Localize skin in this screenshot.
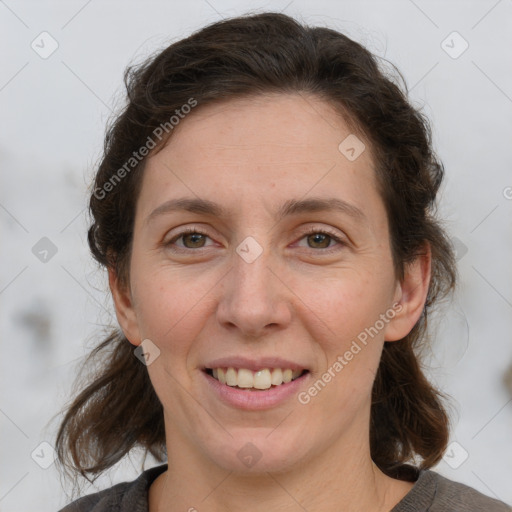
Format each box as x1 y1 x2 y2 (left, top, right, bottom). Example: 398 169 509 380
110 93 431 511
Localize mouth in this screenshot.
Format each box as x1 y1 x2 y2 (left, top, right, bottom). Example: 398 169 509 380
203 367 309 391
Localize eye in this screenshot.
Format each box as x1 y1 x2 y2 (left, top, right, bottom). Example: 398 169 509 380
295 228 346 252
165 228 214 250
164 227 347 253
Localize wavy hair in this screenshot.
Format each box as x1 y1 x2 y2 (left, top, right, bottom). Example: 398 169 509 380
56 12 456 482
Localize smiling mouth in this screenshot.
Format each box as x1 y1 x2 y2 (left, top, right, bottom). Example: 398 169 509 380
204 367 308 391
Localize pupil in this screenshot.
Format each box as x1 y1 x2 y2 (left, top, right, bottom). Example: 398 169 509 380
309 233 329 248
185 233 205 247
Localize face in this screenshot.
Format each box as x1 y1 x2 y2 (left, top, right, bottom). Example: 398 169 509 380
111 93 427 474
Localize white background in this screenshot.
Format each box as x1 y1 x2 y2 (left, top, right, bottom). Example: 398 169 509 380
1 0 511 510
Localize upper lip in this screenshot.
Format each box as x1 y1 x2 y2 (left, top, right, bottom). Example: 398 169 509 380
203 356 308 372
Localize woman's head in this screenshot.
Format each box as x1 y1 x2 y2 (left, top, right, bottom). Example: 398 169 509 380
57 12 456 481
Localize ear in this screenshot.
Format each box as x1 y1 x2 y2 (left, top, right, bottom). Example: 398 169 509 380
384 244 431 342
108 268 141 347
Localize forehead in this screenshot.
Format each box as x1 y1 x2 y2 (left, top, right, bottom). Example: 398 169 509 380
162 93 368 164
138 93 384 228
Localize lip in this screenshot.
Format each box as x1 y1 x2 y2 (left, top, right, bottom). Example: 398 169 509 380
203 356 308 372
202 369 309 410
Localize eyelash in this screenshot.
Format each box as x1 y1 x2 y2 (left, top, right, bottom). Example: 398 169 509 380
165 226 346 253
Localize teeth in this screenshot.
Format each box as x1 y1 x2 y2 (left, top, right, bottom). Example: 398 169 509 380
271 368 283 385
209 367 304 389
225 367 237 386
238 369 254 388
254 369 271 389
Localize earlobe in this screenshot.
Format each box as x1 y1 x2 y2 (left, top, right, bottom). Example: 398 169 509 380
384 245 431 342
108 268 141 346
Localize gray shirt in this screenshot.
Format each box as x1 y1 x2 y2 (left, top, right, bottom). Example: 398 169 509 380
59 464 511 511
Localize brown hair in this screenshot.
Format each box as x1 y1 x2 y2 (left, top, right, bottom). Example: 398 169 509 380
56 12 456 482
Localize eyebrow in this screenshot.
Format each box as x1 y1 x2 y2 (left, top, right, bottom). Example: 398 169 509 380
146 196 366 224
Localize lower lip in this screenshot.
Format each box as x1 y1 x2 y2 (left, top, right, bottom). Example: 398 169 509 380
202 371 309 410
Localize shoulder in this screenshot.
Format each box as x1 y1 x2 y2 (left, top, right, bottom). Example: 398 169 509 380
429 471 511 511
393 469 511 512
58 464 168 512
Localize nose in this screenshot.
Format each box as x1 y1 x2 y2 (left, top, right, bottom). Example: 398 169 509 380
215 245 292 339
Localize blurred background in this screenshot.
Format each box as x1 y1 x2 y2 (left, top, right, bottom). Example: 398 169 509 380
1 0 511 510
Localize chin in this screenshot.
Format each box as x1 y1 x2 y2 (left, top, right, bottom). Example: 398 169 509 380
202 429 310 474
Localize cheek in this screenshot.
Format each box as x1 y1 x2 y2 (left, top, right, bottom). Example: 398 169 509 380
292 267 394 411
297 275 387 416
130 263 219 356
293 269 392 351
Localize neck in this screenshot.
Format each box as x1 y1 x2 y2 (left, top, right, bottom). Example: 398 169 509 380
149 423 413 512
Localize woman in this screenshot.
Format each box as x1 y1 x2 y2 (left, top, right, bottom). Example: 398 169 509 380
56 12 511 512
